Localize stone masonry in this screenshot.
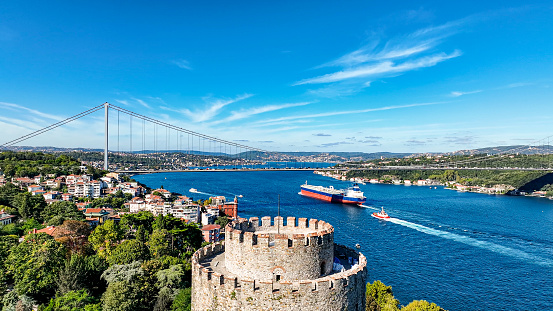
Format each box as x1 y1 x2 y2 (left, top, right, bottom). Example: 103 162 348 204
191 216 367 311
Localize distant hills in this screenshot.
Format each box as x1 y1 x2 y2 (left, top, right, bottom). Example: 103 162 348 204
2 145 552 161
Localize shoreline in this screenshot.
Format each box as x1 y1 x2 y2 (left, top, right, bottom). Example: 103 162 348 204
314 170 553 201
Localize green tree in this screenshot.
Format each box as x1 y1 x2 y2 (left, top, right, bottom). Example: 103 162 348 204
5 233 67 303
401 300 446 311
108 239 151 265
171 287 191 311
214 216 229 228
0 183 22 208
148 229 172 258
156 264 187 290
154 287 173 311
0 223 22 236
12 192 46 222
100 261 149 311
101 261 144 284
88 220 124 258
43 290 101 311
20 218 45 235
366 280 400 311
101 281 144 311
0 235 19 307
121 211 155 233
56 254 108 297
42 201 85 225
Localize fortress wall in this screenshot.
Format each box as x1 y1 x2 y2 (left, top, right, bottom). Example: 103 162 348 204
224 217 334 281
191 241 367 311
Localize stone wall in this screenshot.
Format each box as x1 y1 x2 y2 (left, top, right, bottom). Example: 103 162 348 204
224 216 334 281
191 242 367 311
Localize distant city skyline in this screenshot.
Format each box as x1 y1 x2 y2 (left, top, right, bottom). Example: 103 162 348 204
1 1 552 153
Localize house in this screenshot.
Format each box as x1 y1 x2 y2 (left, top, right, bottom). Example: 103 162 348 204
105 172 120 180
154 188 172 199
61 193 73 201
83 208 110 223
46 179 62 188
30 226 57 236
221 197 238 219
169 204 201 223
32 189 46 196
0 209 16 226
76 202 92 210
129 197 146 213
43 191 61 200
201 224 221 243
27 184 44 192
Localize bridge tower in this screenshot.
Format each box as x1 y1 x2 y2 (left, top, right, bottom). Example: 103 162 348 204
104 102 109 171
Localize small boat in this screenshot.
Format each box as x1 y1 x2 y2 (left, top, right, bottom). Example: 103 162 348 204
355 243 361 249
371 207 390 219
189 188 198 193
238 194 243 198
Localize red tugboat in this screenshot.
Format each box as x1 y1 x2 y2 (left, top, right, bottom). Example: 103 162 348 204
371 207 390 219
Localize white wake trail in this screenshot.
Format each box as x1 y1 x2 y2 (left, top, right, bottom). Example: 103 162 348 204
384 217 553 267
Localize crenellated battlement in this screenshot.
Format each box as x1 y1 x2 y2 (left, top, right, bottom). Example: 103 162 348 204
192 241 367 294
192 215 367 311
225 216 334 249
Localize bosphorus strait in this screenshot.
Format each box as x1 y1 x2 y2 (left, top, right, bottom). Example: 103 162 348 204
134 170 553 311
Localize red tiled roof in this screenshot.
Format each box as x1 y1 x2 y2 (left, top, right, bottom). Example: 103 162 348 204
84 208 106 214
202 224 221 231
34 226 57 236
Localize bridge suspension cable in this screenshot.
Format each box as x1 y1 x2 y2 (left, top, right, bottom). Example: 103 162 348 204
107 104 271 154
0 104 105 148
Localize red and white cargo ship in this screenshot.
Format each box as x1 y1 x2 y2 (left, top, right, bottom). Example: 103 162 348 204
300 182 366 205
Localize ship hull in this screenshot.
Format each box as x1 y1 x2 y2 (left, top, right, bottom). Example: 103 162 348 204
300 186 366 205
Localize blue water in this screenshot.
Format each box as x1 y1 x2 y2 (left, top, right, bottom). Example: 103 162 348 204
133 170 553 311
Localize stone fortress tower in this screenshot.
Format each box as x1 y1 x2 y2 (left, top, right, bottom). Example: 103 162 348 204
192 216 367 310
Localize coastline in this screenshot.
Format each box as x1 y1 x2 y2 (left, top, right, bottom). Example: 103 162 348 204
314 170 553 200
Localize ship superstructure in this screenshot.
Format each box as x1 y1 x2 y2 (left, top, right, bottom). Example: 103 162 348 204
300 182 366 205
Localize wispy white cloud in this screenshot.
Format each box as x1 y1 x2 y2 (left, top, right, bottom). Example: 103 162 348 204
0 102 63 121
173 59 192 70
131 98 151 109
449 90 482 97
505 82 533 89
214 101 312 124
114 99 130 106
0 116 42 131
323 41 434 68
295 51 461 85
296 18 469 94
163 93 253 123
256 101 445 124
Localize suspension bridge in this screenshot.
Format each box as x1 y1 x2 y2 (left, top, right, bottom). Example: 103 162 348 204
1 102 553 172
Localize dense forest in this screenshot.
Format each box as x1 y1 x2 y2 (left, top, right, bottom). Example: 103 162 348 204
0 180 202 311
0 152 83 178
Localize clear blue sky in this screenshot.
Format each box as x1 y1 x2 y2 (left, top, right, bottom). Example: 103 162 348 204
1 1 552 153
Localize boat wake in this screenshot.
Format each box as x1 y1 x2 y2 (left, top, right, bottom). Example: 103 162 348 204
385 217 553 267
189 189 217 196
359 204 379 210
